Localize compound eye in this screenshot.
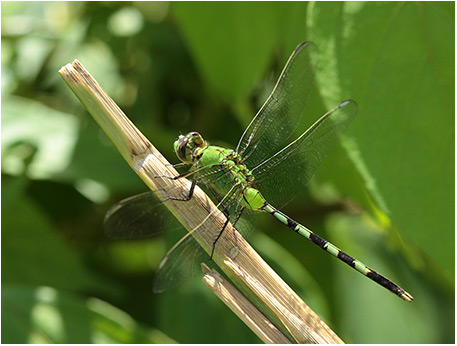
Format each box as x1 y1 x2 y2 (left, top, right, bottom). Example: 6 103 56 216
189 132 203 147
174 135 191 163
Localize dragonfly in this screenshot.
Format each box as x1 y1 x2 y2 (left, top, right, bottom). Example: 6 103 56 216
105 41 413 302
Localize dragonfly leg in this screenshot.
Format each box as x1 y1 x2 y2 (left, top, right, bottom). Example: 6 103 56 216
210 207 245 259
162 178 197 202
154 169 194 180
165 162 189 168
208 197 231 259
210 216 230 259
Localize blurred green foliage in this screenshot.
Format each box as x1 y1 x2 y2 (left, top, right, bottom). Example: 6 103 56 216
2 2 454 343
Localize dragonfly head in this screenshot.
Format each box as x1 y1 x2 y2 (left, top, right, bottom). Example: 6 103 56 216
174 132 206 163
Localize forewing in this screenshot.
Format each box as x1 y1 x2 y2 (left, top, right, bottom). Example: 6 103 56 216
104 191 178 239
253 100 358 207
236 42 318 169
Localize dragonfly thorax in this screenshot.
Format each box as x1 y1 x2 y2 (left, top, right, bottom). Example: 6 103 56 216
174 132 266 212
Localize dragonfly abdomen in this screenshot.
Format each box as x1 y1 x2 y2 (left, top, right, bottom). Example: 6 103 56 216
261 202 413 302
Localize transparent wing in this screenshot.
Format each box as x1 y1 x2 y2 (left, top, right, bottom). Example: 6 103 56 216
105 179 253 292
104 190 210 291
236 42 318 169
152 231 209 292
105 190 215 292
104 191 173 239
252 100 358 207
152 189 255 292
103 165 228 239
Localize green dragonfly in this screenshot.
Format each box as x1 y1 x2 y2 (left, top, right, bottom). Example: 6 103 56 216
105 42 413 302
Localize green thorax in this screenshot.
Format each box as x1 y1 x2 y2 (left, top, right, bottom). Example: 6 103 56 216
174 132 266 211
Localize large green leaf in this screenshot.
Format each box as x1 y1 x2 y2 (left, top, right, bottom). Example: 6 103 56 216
172 2 307 102
308 2 454 279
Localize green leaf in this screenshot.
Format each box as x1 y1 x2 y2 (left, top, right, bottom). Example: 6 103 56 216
172 2 306 102
308 2 454 279
2 96 79 179
2 180 96 291
2 285 175 343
